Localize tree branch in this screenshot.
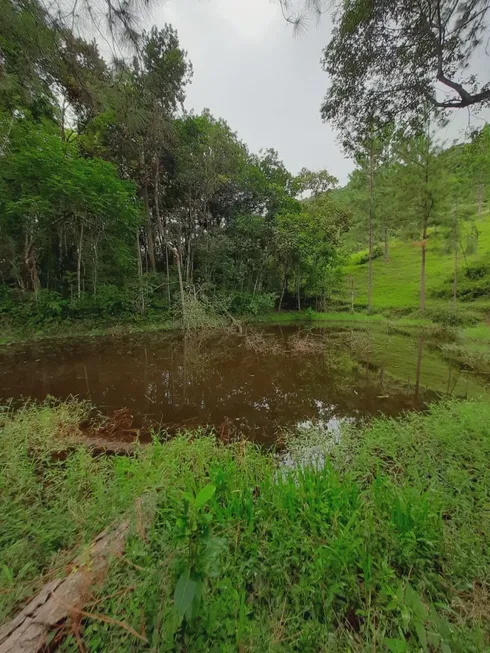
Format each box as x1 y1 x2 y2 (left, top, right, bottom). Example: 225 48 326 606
434 86 490 107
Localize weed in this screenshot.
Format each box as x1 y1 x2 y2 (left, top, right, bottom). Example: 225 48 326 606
1 399 489 651
173 484 226 624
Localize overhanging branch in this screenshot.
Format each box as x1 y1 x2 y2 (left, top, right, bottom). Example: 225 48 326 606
434 86 490 108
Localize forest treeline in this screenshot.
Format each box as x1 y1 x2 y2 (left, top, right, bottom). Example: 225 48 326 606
1 0 490 330
0 2 348 327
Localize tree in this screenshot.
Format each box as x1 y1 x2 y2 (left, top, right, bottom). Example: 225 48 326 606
321 0 490 131
345 126 392 312
0 121 139 297
467 124 490 232
294 167 338 197
167 112 249 283
392 127 448 312
273 196 348 311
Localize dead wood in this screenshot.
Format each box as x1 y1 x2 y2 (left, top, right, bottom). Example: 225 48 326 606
0 497 154 653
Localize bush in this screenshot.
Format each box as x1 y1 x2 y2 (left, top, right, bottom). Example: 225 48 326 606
431 280 490 302
464 262 489 280
422 307 479 328
66 284 133 319
0 278 173 333
354 245 384 266
217 291 276 316
0 288 69 328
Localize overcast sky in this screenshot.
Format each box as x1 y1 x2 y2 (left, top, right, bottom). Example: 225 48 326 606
143 0 353 182
136 0 489 185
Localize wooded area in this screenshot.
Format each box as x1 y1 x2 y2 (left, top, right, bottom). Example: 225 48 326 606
1 0 489 328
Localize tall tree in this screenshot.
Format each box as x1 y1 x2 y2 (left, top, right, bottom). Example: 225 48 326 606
346 126 391 312
320 0 490 131
393 126 448 312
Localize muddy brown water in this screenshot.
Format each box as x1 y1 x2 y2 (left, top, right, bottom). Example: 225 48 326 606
0 325 487 443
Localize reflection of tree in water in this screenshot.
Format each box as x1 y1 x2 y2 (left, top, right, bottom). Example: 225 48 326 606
0 327 480 442
415 336 423 398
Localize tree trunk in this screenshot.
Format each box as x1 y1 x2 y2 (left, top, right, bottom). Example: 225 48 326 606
415 336 424 398
277 265 288 312
0 497 155 653
144 186 156 274
253 271 260 297
186 233 192 283
186 195 193 283
420 217 428 313
25 238 40 296
154 159 172 306
140 148 156 274
93 240 98 297
169 244 185 326
367 143 374 313
453 213 458 312
296 267 301 311
77 222 84 299
453 243 458 311
136 227 145 314
60 98 66 142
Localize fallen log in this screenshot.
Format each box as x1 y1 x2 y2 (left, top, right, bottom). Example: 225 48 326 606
0 497 154 653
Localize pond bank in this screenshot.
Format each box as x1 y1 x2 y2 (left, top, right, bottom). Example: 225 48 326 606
1 398 489 650
1 307 486 347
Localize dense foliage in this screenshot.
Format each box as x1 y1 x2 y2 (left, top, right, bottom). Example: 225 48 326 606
0 2 347 329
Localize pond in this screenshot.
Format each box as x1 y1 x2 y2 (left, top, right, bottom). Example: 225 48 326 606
0 324 488 442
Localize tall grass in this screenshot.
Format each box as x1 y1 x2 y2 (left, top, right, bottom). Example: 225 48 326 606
1 399 489 651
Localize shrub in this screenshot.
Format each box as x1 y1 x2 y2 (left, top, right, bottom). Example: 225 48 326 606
423 307 474 327
354 245 384 265
0 288 69 328
464 262 489 280
215 291 276 316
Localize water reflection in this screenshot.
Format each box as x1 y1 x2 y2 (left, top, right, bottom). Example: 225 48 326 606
0 326 486 442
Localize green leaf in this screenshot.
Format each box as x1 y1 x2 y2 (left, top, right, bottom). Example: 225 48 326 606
384 639 407 653
195 484 216 508
188 579 203 620
174 571 197 619
414 621 428 652
203 536 227 576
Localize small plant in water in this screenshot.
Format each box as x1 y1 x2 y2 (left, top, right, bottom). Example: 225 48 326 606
173 484 226 624
304 306 315 321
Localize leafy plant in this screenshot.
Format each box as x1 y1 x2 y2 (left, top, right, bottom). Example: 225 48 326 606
173 484 226 623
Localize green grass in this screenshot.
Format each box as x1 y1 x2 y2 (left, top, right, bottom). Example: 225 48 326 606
0 316 177 347
343 214 490 314
1 399 489 651
255 310 392 324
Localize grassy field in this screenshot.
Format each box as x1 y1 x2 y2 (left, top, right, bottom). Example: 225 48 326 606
342 213 490 315
1 399 489 651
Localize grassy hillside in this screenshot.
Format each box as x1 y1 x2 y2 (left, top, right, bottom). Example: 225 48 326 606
342 213 490 315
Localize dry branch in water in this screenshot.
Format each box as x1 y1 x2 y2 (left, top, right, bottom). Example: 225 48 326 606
242 331 283 355
288 331 326 354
